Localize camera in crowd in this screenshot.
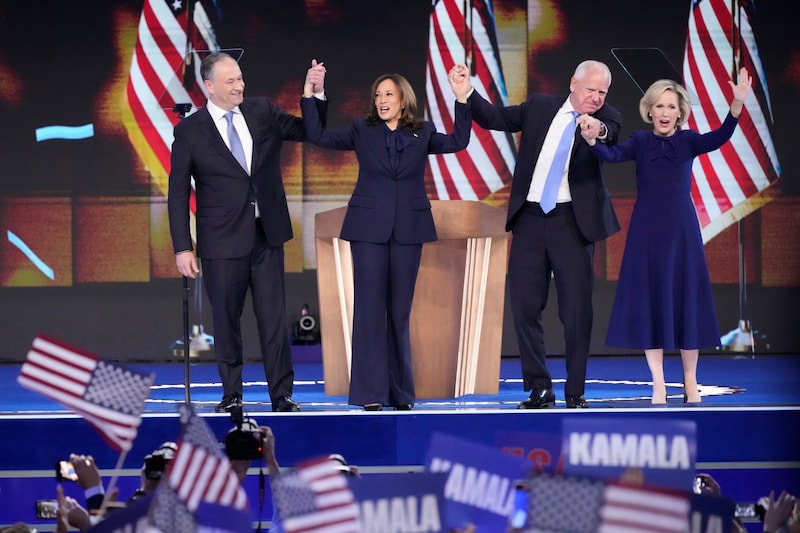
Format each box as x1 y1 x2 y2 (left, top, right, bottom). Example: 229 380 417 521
292 303 320 345
225 405 264 461
143 442 178 480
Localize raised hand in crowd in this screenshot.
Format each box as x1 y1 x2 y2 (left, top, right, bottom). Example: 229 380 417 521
259 424 281 475
55 484 91 533
762 490 798 533
69 454 101 489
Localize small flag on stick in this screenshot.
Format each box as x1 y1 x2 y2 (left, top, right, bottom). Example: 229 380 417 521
18 334 154 452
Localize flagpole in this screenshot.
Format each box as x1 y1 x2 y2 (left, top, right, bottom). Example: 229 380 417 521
99 450 129 516
720 0 756 355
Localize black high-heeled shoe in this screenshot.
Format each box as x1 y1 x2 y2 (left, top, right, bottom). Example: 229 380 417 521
683 389 701 407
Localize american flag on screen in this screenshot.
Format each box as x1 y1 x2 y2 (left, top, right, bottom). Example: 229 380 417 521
17 335 154 452
124 0 219 206
166 404 248 512
425 0 516 201
683 0 781 242
527 475 689 532
271 456 361 533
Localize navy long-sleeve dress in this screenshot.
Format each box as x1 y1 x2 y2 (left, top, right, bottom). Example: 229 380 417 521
590 113 739 350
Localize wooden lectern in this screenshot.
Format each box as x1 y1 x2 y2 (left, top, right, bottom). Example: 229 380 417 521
314 200 508 398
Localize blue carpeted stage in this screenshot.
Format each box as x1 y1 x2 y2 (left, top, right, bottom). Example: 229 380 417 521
1 352 798 531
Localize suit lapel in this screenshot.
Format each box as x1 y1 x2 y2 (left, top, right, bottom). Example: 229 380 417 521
239 100 260 173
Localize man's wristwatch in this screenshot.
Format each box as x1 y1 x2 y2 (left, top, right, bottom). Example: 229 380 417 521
598 122 608 138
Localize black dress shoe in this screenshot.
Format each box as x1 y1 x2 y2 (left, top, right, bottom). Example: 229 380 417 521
518 388 556 409
214 394 241 413
565 394 589 408
394 404 413 411
272 395 300 412
363 404 383 411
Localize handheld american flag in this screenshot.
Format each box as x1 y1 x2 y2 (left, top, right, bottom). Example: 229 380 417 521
683 0 781 242
18 335 154 452
526 475 690 533
271 456 361 533
166 403 248 512
426 0 516 201
149 481 197 533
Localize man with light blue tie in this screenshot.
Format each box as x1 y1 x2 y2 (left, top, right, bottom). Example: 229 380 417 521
168 52 328 413
462 60 622 408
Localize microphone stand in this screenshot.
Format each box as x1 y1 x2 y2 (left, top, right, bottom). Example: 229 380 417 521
174 102 194 405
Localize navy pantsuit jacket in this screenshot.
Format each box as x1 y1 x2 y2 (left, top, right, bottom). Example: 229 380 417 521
300 96 471 405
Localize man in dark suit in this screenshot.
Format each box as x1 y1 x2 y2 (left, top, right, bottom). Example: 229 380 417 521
168 52 327 413
462 60 622 408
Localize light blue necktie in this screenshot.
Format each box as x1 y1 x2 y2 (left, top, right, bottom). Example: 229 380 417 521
539 111 578 213
225 111 248 174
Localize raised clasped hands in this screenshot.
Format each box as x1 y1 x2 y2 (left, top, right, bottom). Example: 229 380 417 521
448 63 471 103
304 58 327 97
579 113 600 146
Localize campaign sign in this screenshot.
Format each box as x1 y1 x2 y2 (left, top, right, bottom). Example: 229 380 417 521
425 432 531 532
495 429 565 475
349 472 449 533
688 493 736 533
562 417 697 491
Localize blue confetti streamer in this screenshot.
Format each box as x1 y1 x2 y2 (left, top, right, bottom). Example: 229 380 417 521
35 124 94 142
7 230 55 280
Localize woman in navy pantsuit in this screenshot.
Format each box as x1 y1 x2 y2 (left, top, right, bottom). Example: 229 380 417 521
301 67 471 410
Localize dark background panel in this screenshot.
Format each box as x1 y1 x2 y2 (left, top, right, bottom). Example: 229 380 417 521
0 0 797 362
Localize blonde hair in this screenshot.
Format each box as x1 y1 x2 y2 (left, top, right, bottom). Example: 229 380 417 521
639 79 691 127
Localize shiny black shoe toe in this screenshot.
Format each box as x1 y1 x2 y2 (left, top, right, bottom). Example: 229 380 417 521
364 404 383 411
518 388 556 409
394 404 413 411
565 394 589 408
214 395 242 413
272 395 301 412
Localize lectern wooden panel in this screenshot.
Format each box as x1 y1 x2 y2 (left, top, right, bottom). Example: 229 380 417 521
314 200 508 398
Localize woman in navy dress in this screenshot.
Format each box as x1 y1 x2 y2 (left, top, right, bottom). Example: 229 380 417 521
300 66 471 410
580 68 752 405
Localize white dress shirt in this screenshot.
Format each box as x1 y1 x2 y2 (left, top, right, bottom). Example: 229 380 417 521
205 99 258 216
527 101 578 204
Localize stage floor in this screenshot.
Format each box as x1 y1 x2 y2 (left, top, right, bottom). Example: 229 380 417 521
3 352 799 414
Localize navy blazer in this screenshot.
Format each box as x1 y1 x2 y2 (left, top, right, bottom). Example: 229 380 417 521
468 90 622 243
168 96 328 259
301 97 471 244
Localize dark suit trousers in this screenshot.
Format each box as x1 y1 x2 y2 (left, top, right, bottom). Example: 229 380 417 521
201 220 294 402
348 238 421 407
508 202 594 396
